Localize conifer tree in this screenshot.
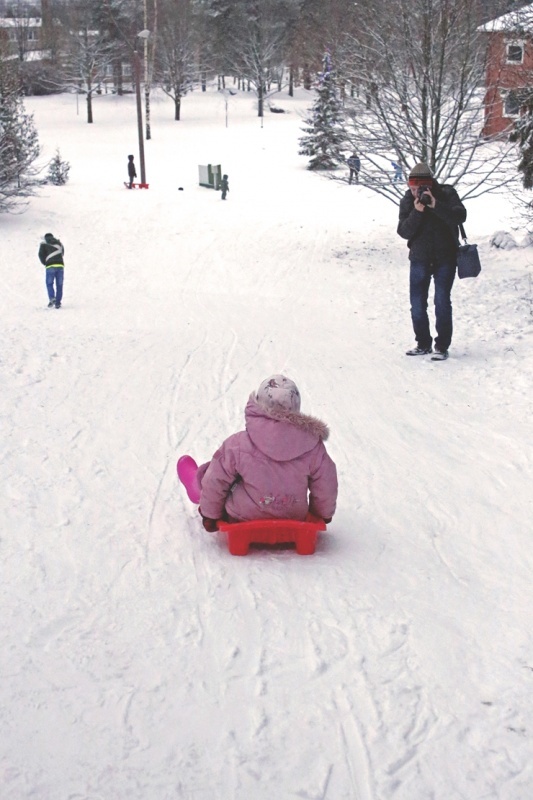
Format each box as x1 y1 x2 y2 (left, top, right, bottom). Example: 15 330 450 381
299 51 346 170
0 54 40 213
46 149 71 186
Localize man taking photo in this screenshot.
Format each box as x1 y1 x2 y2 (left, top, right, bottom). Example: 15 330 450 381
397 162 466 361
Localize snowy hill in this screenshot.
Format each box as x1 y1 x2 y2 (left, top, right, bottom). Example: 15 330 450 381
1 87 532 799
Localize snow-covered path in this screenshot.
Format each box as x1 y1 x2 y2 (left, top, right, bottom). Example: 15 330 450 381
1 89 532 799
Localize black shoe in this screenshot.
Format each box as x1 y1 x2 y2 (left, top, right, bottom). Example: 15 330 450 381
55 302 61 308
48 299 55 307
406 345 432 356
431 349 448 361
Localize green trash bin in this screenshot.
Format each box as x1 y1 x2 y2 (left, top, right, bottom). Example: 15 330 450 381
199 164 222 189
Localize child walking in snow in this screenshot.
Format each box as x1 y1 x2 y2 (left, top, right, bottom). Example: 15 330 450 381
220 173 229 200
180 375 338 531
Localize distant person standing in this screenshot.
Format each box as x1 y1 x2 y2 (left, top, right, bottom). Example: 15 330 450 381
127 154 136 188
220 173 229 200
391 161 403 183
38 232 65 308
347 153 361 184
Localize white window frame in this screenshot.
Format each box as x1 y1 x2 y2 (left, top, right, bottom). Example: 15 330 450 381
506 40 525 64
499 87 533 118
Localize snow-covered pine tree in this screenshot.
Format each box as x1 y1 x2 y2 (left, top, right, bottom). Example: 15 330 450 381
0 53 40 213
299 51 346 170
46 149 71 185
509 93 533 189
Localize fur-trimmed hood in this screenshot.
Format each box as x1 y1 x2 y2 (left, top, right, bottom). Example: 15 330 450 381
245 394 329 462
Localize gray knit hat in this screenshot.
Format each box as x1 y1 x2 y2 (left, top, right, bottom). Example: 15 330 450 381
408 162 433 180
256 375 301 412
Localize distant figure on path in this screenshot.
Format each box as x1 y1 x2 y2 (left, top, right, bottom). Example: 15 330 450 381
220 173 229 200
347 153 360 184
38 232 65 308
127 154 136 188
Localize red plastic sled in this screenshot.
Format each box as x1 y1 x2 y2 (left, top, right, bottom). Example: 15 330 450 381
124 182 150 189
217 514 327 556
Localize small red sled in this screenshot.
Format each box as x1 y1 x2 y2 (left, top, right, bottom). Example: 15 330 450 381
124 182 149 189
218 514 326 556
177 455 327 556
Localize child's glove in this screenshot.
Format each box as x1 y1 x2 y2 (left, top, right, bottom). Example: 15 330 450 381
199 508 218 532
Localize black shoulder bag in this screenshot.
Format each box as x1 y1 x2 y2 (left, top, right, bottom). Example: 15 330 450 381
457 222 481 279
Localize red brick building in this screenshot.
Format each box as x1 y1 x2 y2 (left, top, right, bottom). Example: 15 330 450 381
481 3 533 137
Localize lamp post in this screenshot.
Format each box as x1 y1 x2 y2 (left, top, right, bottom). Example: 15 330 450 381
134 30 150 186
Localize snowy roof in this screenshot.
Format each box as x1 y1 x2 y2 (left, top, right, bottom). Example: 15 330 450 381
478 3 533 33
24 48 48 61
0 17 42 27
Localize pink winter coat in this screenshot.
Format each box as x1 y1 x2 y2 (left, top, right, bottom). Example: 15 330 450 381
198 395 338 522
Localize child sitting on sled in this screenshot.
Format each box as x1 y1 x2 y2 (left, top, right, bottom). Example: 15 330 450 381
180 375 338 531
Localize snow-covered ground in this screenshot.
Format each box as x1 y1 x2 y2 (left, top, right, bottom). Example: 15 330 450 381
1 86 532 800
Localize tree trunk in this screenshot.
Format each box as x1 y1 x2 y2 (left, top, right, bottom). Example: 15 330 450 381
175 96 181 121
145 86 151 139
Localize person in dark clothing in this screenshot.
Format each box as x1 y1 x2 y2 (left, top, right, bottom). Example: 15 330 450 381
397 162 466 361
127 154 136 188
38 233 65 308
347 153 361 184
220 173 229 200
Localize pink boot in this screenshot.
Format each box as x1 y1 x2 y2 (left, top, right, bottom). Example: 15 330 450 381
177 455 201 504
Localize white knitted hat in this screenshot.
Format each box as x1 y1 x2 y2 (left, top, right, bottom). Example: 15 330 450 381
256 375 301 412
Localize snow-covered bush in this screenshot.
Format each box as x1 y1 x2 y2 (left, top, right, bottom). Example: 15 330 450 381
489 231 518 250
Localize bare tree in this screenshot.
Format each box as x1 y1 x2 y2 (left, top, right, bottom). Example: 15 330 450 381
61 21 112 123
227 0 290 117
155 0 198 120
339 0 517 202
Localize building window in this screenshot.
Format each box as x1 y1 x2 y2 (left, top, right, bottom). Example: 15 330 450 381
501 88 533 117
506 42 524 64
504 90 520 116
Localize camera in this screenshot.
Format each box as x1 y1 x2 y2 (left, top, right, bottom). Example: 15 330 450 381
417 186 432 206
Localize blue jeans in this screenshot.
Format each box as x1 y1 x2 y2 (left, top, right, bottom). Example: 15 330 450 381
46 267 64 303
409 259 456 351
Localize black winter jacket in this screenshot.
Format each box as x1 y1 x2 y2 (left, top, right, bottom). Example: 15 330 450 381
397 182 466 263
39 234 65 267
